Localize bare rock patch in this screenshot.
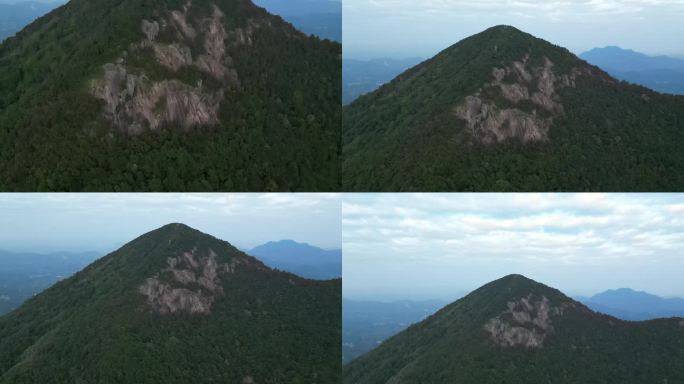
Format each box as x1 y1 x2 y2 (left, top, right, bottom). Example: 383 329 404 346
484 294 571 348
91 63 221 134
455 55 586 145
90 1 256 133
139 248 240 315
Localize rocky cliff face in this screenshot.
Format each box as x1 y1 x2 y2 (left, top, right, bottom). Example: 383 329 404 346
484 294 574 348
91 62 223 135
139 247 247 315
90 1 264 134
454 55 597 145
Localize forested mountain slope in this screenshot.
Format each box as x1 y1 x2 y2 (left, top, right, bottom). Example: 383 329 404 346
344 274 684 384
343 26 684 191
0 223 341 383
0 0 340 191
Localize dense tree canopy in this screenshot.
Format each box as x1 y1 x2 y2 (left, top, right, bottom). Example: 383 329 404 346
0 224 341 383
0 0 341 191
342 26 684 191
344 274 684 384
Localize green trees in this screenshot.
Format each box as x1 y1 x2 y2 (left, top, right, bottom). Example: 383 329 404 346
342 25 684 191
0 224 341 384
343 275 684 384
0 0 341 191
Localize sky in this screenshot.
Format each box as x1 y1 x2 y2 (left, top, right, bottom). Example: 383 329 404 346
343 0 684 60
343 193 684 301
0 193 341 254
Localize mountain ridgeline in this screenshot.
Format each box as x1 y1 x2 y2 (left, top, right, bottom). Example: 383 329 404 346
0 224 341 383
342 25 684 191
580 46 684 96
249 240 341 280
0 0 340 192
343 275 684 384
581 288 684 321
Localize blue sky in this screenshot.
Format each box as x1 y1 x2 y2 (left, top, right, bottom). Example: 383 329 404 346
343 193 684 301
343 0 684 59
0 194 341 253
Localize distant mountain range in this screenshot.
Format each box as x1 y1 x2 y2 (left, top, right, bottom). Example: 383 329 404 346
254 0 341 41
580 46 684 95
0 1 63 41
344 275 684 383
578 288 684 320
342 298 448 363
0 249 100 315
343 57 423 104
0 224 341 383
343 25 684 191
249 239 341 280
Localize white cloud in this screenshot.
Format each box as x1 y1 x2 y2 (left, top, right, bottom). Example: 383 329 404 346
344 0 684 59
0 194 342 252
343 194 684 299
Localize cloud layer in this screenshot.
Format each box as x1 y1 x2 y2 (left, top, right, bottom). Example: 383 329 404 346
343 194 684 300
344 0 684 59
0 193 341 253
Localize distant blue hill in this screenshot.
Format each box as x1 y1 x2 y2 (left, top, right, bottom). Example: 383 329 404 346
252 0 341 41
579 288 684 321
580 46 684 95
249 240 341 280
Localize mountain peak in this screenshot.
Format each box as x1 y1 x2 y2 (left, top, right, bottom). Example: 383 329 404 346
344 276 684 383
344 26 649 191
156 222 201 233
0 0 341 191
483 274 558 294
133 223 221 246
482 24 525 35
0 224 341 382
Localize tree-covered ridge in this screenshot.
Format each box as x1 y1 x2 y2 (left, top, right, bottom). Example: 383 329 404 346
0 0 340 192
0 224 341 383
343 274 684 384
342 25 684 192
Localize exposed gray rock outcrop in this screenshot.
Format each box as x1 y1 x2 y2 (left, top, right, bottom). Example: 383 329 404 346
455 55 585 145
456 96 550 144
139 248 240 315
146 5 238 84
90 1 254 133
484 294 572 348
91 63 221 135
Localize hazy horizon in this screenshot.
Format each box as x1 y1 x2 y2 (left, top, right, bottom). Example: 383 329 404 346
0 193 341 254
343 194 684 301
344 0 684 60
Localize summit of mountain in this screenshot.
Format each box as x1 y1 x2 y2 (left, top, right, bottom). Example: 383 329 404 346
0 0 341 191
343 25 684 191
343 274 684 383
0 223 341 383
